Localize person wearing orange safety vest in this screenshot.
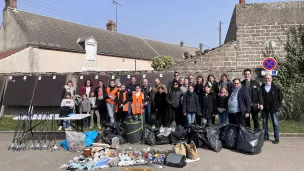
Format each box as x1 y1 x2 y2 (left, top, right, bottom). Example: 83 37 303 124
132 85 145 126
115 84 129 122
106 80 119 123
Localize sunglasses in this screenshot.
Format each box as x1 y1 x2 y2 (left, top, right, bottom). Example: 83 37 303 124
174 75 179 77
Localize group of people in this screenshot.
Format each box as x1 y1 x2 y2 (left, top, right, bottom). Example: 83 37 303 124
59 68 283 144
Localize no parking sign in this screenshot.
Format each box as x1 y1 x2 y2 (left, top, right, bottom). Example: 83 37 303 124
262 57 277 71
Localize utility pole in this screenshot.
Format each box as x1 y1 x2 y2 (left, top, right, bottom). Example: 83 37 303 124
219 21 223 46
112 0 121 32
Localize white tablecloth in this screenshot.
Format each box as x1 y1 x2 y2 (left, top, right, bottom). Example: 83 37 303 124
13 114 91 121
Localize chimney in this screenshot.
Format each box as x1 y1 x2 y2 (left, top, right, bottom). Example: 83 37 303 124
239 0 245 4
180 41 184 47
5 0 17 9
106 20 116 31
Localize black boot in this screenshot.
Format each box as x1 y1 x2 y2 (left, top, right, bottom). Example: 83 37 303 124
272 139 279 144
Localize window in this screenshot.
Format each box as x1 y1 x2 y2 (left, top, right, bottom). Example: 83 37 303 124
85 43 97 61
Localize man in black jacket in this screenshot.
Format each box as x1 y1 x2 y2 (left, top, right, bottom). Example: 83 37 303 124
261 74 283 144
166 80 183 126
241 69 264 129
228 78 251 126
127 76 137 116
141 79 152 126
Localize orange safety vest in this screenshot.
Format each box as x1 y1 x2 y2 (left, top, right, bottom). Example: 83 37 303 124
106 87 118 104
132 91 144 115
115 91 129 112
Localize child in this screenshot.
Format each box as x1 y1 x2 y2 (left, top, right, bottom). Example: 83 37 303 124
199 84 217 126
115 84 128 122
132 85 145 126
89 91 101 129
217 87 229 124
79 94 91 129
59 93 74 131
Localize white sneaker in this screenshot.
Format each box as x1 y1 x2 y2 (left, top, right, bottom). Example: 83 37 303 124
58 126 62 131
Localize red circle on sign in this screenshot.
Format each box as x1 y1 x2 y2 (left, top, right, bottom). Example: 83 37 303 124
262 57 277 71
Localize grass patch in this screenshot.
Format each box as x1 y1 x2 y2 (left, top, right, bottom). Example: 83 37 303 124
0 115 304 133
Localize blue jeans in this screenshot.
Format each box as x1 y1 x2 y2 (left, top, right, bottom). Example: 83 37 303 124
128 102 132 116
218 111 228 125
61 120 70 128
106 103 115 123
187 113 196 124
143 103 151 125
263 110 280 140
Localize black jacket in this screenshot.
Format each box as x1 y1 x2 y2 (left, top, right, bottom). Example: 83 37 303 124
94 86 107 98
241 79 263 105
206 81 219 94
141 86 152 103
154 92 168 110
127 83 137 102
228 86 251 115
261 82 283 113
115 91 128 106
183 91 200 114
199 92 217 119
217 95 228 110
61 87 76 100
166 87 183 109
194 83 203 95
89 97 101 109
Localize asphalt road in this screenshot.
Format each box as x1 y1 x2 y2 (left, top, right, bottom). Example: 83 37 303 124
1 133 304 171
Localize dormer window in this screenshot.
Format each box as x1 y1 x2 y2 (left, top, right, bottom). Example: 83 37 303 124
77 36 98 61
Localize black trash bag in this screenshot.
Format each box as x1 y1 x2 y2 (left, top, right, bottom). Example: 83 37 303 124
206 127 222 152
236 125 264 155
170 125 188 145
220 124 238 149
142 128 156 146
103 122 125 136
102 134 126 145
188 125 208 148
154 127 171 145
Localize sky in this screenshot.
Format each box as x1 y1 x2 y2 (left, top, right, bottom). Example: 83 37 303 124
0 0 291 49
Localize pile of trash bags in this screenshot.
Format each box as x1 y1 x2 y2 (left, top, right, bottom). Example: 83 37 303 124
99 119 264 155
101 122 126 145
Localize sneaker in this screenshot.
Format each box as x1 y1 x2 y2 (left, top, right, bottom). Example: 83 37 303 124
58 126 62 131
272 139 279 144
98 126 102 129
64 128 69 131
89 126 94 129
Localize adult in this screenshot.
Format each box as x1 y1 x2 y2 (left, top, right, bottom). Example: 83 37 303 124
261 74 283 144
94 80 108 125
194 75 204 95
106 80 119 123
115 77 122 88
228 78 251 125
241 69 264 129
61 80 76 100
141 79 153 126
198 84 217 126
183 85 200 125
153 78 168 126
180 77 187 94
218 73 232 91
206 74 219 95
168 72 180 91
127 76 137 116
80 79 94 97
188 74 195 86
166 80 183 126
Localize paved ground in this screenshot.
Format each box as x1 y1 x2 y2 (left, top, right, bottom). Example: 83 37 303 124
1 133 304 171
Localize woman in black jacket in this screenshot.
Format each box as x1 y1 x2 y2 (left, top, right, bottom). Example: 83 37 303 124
199 84 217 126
166 80 183 126
183 85 200 125
94 80 108 125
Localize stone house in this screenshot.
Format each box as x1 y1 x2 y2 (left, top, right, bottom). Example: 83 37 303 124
170 0 304 80
0 0 198 73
